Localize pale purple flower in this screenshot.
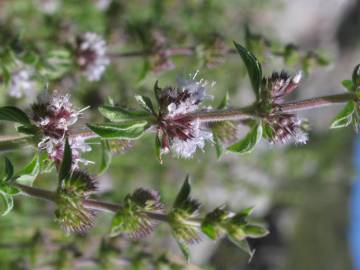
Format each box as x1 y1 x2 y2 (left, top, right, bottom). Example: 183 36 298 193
156 72 214 158
7 64 36 100
38 136 93 168
267 114 308 145
76 32 110 81
264 71 302 104
32 91 92 167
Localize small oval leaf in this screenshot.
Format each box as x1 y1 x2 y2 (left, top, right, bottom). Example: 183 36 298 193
88 121 148 139
330 101 356 129
99 106 151 122
227 123 262 154
233 42 263 100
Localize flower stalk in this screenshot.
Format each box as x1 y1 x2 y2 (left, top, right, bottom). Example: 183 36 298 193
13 183 199 226
14 183 57 202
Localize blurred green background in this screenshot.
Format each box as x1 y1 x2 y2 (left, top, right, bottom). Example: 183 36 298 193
0 0 358 269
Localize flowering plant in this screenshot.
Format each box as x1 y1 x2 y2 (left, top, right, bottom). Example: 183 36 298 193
0 2 356 267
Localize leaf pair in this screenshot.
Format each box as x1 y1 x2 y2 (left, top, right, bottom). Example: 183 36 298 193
330 65 360 130
0 106 39 136
0 158 18 216
88 102 154 140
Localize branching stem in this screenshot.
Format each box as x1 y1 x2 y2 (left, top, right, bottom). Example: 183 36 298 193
14 184 202 226
0 92 356 149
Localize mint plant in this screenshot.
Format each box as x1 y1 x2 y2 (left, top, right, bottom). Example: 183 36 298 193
0 27 357 265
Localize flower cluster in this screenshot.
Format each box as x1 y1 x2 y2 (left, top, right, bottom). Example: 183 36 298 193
156 74 213 158
262 71 302 105
31 91 92 167
150 31 175 73
56 170 97 233
110 188 165 239
75 32 110 81
266 114 308 144
6 62 36 100
262 71 308 144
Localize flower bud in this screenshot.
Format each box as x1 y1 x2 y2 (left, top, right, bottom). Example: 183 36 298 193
55 170 97 233
262 71 302 104
155 74 213 159
110 188 165 239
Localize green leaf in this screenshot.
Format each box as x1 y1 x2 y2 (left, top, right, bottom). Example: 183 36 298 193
99 106 151 122
213 134 223 159
352 64 360 87
155 135 162 163
0 190 13 216
58 138 72 182
217 92 229 109
0 106 31 125
3 157 14 181
173 175 191 208
262 122 275 140
237 206 255 218
138 59 150 81
283 45 301 66
330 101 356 129
153 80 162 104
201 206 230 240
243 224 269 238
99 141 112 175
227 123 262 154
175 239 190 263
2 67 10 87
233 42 262 99
135 95 156 115
87 121 148 139
201 222 218 240
227 236 255 259
40 49 73 80
17 124 39 135
15 154 40 186
22 51 39 65
342 80 355 92
0 182 19 195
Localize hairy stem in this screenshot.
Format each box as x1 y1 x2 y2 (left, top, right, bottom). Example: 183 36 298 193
13 184 201 226
280 92 356 113
188 92 357 123
14 183 57 202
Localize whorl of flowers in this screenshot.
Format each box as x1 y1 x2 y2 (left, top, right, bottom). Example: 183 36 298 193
266 114 308 144
150 31 175 73
56 169 97 233
75 32 110 81
156 73 213 158
110 188 165 239
6 62 36 100
263 71 302 105
262 71 308 144
31 91 91 166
